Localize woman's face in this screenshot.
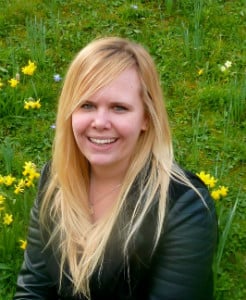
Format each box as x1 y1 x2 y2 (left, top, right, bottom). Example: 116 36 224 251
72 67 148 174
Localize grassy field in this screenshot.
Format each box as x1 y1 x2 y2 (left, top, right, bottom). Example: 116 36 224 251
0 0 245 299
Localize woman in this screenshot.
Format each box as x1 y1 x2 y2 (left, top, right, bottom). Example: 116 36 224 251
14 37 217 300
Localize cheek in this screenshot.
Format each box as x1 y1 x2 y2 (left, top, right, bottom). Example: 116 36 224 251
71 113 86 135
71 117 79 137
118 123 143 141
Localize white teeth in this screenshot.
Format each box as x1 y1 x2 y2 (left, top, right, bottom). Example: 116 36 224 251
89 138 116 145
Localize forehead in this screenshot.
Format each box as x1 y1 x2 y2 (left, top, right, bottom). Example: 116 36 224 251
90 68 142 102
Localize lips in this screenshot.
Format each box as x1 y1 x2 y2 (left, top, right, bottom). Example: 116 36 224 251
88 137 118 145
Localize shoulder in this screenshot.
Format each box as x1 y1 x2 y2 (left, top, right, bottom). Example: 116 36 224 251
167 168 214 212
168 168 207 198
164 167 217 237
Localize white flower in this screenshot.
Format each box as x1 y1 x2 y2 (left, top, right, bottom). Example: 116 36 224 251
220 66 226 72
53 74 62 82
130 4 138 9
224 60 232 68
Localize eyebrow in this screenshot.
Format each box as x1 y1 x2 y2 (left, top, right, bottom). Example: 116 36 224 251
84 99 134 109
110 101 134 108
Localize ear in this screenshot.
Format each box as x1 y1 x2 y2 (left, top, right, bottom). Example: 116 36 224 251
141 114 149 131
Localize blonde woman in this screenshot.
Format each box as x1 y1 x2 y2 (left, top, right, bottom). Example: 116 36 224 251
14 37 217 300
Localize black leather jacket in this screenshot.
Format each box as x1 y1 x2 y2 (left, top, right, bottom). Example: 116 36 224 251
14 164 217 299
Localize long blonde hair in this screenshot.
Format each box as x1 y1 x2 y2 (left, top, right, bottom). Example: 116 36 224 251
40 37 190 298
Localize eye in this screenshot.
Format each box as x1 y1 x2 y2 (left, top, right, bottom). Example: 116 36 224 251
113 105 128 112
80 102 95 110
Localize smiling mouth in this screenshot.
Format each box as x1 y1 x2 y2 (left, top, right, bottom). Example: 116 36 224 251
88 137 118 145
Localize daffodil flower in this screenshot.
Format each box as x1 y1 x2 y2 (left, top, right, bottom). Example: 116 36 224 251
219 186 229 197
14 179 26 194
21 60 37 76
8 78 19 88
198 69 204 76
211 189 221 200
25 179 34 187
19 239 27 250
24 98 41 110
3 175 16 186
22 161 40 187
196 171 217 188
3 213 13 225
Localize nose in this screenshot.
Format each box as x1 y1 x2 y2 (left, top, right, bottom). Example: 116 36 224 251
91 109 111 130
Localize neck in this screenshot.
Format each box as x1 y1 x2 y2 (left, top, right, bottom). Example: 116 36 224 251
89 165 126 221
90 163 128 186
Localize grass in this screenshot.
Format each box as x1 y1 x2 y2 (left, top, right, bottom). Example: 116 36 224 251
0 0 245 299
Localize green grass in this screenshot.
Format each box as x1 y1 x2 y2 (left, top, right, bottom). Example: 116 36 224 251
0 0 245 299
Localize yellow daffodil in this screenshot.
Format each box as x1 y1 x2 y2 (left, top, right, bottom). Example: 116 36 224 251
207 176 217 188
24 101 31 110
14 179 26 194
24 99 41 110
197 171 229 201
23 161 37 176
3 175 16 186
211 186 229 201
196 171 217 188
28 172 38 181
22 162 40 187
3 213 13 225
32 99 41 109
211 189 221 201
25 179 34 188
219 186 229 197
8 78 19 88
19 239 27 250
198 69 204 76
21 60 37 76
196 171 207 182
